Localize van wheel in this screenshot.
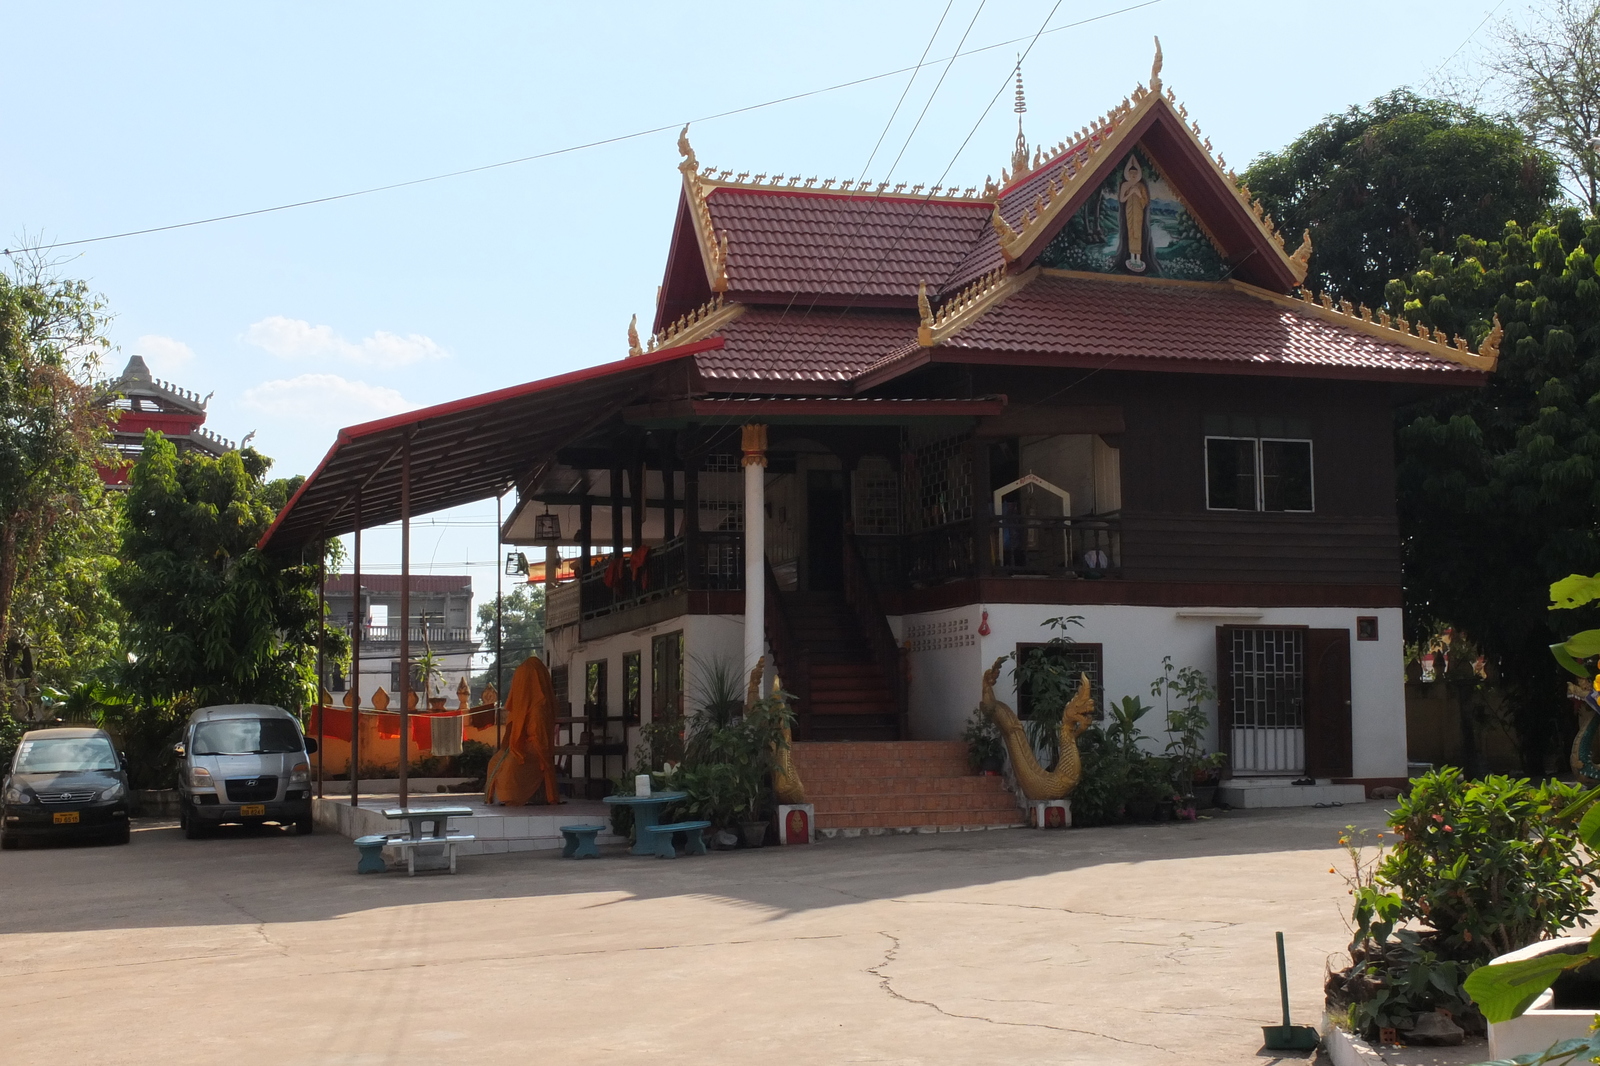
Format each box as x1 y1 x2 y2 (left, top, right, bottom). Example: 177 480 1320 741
112 823 131 845
183 810 207 840
295 816 314 836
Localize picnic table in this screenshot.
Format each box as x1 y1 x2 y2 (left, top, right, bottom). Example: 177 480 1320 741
381 806 476 875
601 791 687 856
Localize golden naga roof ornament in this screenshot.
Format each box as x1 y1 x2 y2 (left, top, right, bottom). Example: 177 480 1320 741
678 125 729 293
631 293 745 359
1289 229 1313 282
917 265 1039 347
1282 286 1502 371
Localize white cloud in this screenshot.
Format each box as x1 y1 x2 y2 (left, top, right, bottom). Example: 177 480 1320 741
241 374 416 427
136 334 197 375
243 315 448 367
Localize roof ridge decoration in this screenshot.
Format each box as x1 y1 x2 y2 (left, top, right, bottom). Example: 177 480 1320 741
628 293 745 358
679 126 730 293
990 40 1310 286
676 125 991 203
917 266 1040 347
1239 282 1502 371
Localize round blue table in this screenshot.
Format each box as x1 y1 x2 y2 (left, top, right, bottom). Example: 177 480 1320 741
602 791 688 855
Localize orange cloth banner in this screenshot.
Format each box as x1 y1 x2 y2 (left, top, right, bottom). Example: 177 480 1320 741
484 657 559 806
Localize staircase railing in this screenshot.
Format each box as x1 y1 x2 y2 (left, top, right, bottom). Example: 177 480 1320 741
763 558 811 738
843 533 908 740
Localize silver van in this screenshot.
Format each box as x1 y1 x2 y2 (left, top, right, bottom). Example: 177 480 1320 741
174 704 318 838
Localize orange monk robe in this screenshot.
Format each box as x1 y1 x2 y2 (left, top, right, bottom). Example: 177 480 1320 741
484 656 560 806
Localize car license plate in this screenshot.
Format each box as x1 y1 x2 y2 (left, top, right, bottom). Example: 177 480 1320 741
240 804 266 816
52 811 79 824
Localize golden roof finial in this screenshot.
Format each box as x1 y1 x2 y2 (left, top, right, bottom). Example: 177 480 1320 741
991 207 1019 244
917 280 934 345
1289 229 1313 281
1010 58 1030 179
677 124 697 174
1149 36 1163 95
1479 315 1504 363
627 314 643 358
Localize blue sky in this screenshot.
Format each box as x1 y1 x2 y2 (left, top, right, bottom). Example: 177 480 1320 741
2 0 1511 640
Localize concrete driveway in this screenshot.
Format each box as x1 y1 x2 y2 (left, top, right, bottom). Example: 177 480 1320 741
0 804 1379 1065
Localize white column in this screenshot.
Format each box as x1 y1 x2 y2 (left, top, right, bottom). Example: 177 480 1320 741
741 423 767 686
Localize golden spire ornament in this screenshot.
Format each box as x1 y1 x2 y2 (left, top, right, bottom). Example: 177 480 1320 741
1010 58 1029 179
1149 36 1163 95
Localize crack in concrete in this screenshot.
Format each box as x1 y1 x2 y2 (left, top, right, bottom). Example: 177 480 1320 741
866 932 1178 1054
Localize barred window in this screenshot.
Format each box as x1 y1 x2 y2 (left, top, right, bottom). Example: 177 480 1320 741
852 455 900 535
902 429 972 532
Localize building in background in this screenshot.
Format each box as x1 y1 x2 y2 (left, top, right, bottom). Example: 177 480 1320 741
323 575 479 704
100 355 235 485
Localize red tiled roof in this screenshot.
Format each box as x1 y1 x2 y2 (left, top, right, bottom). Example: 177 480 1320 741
706 188 990 300
694 307 918 385
935 274 1480 376
325 575 473 595
942 164 1065 291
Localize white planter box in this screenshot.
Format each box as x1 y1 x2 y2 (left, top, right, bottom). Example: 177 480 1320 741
1487 937 1600 1062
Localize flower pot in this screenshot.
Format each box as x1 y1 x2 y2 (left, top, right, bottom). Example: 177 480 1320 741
980 756 1003 774
1192 784 1217 810
1125 797 1158 822
1487 937 1600 1060
428 697 447 712
741 821 769 848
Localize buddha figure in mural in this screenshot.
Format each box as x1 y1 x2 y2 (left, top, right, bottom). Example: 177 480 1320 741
1116 155 1154 275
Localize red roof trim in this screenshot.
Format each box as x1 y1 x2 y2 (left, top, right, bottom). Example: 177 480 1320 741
683 396 1006 417
255 338 718 551
705 185 993 209
927 347 1489 386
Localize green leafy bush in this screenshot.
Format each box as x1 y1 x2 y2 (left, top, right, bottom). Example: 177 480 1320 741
961 707 1003 772
0 712 24 772
1371 769 1596 962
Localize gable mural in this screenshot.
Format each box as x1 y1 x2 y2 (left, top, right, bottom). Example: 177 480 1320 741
1036 147 1226 281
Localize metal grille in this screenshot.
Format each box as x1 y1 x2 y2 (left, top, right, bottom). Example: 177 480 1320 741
698 453 743 532
38 790 97 804
1227 628 1305 774
852 456 900 535
902 430 972 532
224 776 278 802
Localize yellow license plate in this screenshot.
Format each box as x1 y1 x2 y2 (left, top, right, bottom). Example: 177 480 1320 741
52 811 79 824
240 804 266 816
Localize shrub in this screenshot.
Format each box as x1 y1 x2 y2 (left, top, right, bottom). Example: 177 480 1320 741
0 712 23 772
1370 768 1596 961
961 707 1003 772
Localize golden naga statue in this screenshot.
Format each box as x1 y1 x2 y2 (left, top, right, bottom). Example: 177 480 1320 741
747 657 806 804
979 656 1094 800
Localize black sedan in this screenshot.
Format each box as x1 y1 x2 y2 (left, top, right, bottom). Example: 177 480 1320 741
1 727 132 848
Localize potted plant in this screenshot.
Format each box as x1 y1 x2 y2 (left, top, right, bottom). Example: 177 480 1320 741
1151 656 1222 808
962 707 1004 774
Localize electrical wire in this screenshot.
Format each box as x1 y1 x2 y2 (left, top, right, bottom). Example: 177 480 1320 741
3 0 1166 257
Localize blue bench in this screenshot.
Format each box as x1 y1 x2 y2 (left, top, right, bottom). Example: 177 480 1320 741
643 820 711 859
354 834 389 874
560 824 604 859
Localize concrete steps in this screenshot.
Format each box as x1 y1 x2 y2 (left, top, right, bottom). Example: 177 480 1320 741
790 740 1024 833
1217 778 1367 809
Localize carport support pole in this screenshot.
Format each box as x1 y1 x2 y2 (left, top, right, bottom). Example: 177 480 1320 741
351 492 362 808
741 424 767 687
495 491 503 749
316 556 325 798
398 435 412 811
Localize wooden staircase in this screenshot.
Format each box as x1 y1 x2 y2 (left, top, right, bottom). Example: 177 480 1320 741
790 741 1024 832
782 591 900 741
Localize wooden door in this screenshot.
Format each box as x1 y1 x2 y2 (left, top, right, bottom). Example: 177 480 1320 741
1304 628 1353 778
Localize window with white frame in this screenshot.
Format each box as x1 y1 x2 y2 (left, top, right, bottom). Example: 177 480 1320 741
1203 416 1313 513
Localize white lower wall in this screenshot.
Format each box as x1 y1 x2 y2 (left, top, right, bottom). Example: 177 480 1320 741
895 603 1406 781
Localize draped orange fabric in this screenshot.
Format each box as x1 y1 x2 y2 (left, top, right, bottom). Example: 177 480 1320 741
483 656 560 806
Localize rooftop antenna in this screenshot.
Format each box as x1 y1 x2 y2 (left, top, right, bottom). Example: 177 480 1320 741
1010 57 1029 178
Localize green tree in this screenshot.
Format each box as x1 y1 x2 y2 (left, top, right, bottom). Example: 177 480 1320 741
1389 209 1600 770
10 486 123 694
1243 90 1560 308
0 259 111 712
474 584 544 693
112 430 343 712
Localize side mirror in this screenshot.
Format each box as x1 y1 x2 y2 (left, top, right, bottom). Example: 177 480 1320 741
172 742 186 757
304 737 319 755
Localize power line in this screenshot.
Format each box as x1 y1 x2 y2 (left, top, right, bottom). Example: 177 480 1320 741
4 1 1166 257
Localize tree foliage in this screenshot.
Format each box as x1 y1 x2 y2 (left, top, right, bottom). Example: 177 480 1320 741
1390 210 1600 767
112 430 342 712
1243 90 1560 308
0 259 111 710
475 584 544 692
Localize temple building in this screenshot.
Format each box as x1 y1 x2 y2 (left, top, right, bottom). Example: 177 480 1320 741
101 354 234 485
322 574 479 706
261 49 1496 822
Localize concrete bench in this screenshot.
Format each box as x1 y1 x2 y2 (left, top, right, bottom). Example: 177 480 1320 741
354 834 390 874
643 820 710 859
559 824 604 859
386 833 476 876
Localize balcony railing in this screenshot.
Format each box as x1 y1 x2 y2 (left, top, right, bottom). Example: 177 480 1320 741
991 513 1122 578
350 625 474 645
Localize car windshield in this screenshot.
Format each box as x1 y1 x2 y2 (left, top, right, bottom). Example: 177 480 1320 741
14 737 119 773
192 718 303 755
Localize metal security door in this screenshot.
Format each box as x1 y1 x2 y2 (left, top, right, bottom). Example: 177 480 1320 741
1219 627 1306 775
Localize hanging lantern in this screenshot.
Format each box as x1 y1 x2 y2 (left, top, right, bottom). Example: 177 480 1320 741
533 512 562 542
504 551 529 577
